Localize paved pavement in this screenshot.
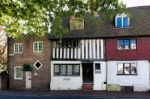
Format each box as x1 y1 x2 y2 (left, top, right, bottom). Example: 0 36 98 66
0 90 150 99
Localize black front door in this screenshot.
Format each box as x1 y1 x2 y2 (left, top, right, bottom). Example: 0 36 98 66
82 63 93 82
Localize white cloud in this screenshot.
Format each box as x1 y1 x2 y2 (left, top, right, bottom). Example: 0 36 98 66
121 0 150 7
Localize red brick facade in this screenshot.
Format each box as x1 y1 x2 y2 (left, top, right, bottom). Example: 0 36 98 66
105 37 150 60
8 36 51 90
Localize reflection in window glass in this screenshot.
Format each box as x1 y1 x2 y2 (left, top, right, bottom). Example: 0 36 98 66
118 39 136 50
117 63 137 75
118 40 124 49
124 40 129 49
130 40 136 49
117 64 123 74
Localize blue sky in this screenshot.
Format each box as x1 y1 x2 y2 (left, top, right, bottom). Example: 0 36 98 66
122 0 150 7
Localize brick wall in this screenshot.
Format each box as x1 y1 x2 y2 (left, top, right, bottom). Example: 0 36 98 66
105 37 150 60
8 36 51 90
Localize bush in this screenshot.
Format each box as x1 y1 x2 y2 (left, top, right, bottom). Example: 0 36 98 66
0 70 7 76
22 64 32 71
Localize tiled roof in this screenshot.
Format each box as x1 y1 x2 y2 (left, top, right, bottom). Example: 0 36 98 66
49 6 150 39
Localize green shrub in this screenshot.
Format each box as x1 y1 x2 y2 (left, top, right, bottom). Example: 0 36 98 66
22 64 32 71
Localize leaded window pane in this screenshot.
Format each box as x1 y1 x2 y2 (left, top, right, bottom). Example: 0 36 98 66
60 65 66 75
54 65 60 75
67 65 72 75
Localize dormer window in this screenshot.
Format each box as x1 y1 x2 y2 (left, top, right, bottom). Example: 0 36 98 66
70 16 84 30
115 13 129 28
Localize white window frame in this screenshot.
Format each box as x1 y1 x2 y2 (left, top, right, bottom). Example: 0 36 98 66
14 66 23 80
115 13 130 28
33 41 43 52
117 62 137 75
14 43 23 54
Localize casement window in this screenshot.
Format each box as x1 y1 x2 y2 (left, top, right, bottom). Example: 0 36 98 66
118 39 136 50
115 14 129 28
117 63 137 75
14 66 23 80
14 43 23 54
54 40 79 48
70 17 84 30
33 41 43 52
54 64 80 76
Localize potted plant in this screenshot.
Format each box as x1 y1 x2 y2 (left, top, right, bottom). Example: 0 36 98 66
22 64 32 71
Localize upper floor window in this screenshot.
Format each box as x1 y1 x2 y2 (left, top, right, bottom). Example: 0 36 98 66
115 13 129 28
70 16 84 30
14 66 23 80
118 39 136 50
14 43 23 54
33 41 43 52
117 63 137 75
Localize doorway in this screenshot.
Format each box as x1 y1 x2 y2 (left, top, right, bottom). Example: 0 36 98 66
25 72 32 89
82 63 93 82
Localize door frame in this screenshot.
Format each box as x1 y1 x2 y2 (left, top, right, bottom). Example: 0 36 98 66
82 62 94 83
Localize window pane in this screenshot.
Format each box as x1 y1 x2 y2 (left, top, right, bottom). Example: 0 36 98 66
71 18 84 30
73 65 80 75
124 63 130 74
131 63 137 74
39 42 43 51
130 40 136 49
95 63 101 70
124 40 129 49
67 65 72 75
118 40 124 49
60 65 66 75
19 44 23 52
34 43 38 51
116 17 122 28
117 64 123 74
123 17 129 27
54 65 60 75
16 68 23 79
15 44 18 53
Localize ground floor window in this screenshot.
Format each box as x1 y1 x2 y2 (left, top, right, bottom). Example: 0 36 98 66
14 66 23 80
117 63 137 75
54 64 80 76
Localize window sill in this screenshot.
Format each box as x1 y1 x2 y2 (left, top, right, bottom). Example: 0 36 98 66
14 52 23 54
14 78 23 80
117 74 138 76
53 75 80 77
33 51 43 53
9 54 14 56
117 49 137 51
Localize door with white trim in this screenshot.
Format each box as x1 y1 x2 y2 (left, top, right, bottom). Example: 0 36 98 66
25 72 32 89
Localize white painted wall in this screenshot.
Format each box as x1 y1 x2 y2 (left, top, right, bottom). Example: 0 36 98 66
107 61 150 92
93 61 106 90
50 61 82 90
